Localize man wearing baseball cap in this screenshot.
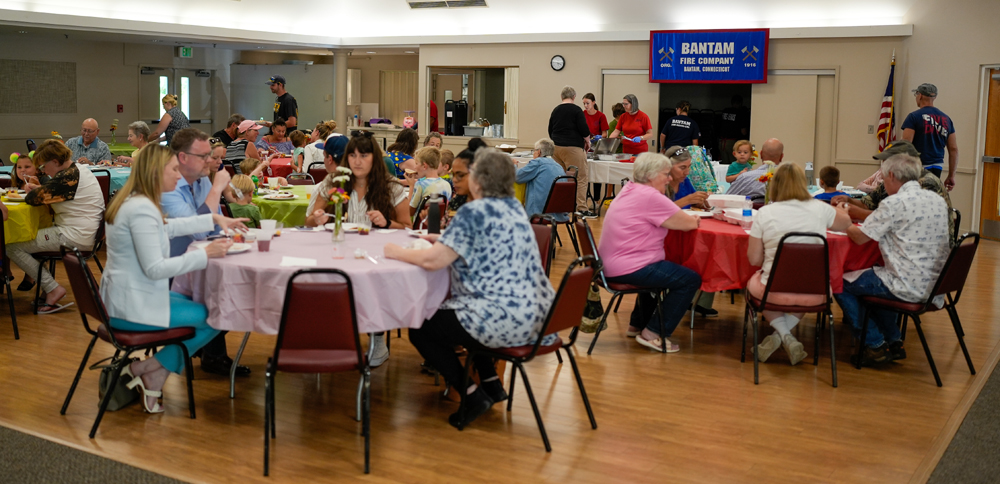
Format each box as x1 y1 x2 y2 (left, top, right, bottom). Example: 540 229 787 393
901 83 957 190
266 75 298 132
831 139 955 244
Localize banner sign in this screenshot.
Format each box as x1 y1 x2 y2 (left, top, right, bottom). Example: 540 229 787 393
649 29 769 84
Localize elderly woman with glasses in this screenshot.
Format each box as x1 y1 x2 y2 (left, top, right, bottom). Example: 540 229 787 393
608 94 654 155
385 148 556 429
663 145 710 210
149 94 190 144
598 152 701 353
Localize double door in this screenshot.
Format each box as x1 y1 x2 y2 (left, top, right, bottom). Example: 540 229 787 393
139 67 213 125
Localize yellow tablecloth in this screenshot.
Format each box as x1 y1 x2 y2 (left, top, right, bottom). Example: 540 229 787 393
515 183 526 204
3 199 53 244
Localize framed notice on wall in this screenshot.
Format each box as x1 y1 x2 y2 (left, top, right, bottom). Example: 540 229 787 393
649 29 769 83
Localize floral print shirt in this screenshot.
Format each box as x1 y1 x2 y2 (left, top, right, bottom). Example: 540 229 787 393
439 197 557 348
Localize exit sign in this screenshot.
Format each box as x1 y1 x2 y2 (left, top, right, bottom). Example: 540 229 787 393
176 46 193 58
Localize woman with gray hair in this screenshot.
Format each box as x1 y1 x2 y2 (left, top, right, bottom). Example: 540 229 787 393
663 145 710 210
547 85 595 217
385 148 556 428
113 120 152 166
598 152 702 353
516 138 567 218
609 94 654 155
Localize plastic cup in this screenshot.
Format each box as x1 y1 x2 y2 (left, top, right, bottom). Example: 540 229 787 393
268 177 279 189
257 230 273 251
260 219 277 231
358 219 371 236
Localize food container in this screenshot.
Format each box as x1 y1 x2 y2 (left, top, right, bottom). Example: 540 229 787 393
464 126 485 137
495 144 516 153
708 194 747 209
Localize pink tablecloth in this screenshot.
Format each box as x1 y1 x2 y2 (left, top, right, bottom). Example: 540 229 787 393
663 218 883 294
267 157 294 178
171 230 450 335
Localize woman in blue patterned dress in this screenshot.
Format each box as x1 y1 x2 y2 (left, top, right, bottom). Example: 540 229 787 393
385 148 556 429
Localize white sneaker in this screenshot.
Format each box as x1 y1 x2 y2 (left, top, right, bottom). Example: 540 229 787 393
368 334 390 368
755 333 782 363
782 334 808 366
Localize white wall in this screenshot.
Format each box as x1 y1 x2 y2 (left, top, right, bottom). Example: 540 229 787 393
230 64 335 131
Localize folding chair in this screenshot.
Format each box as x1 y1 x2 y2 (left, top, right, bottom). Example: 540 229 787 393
740 232 837 387
0 215 18 338
574 218 668 354
264 269 371 475
308 162 327 184
456 257 599 452
529 214 556 277
855 233 979 387
286 173 315 185
59 247 197 438
34 215 106 313
540 175 580 256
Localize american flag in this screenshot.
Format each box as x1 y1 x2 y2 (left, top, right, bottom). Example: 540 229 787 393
876 56 896 152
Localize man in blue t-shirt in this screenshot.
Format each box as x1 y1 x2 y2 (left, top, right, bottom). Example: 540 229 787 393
901 83 957 191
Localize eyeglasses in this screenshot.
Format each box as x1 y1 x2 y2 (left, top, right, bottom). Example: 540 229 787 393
452 171 469 181
183 151 213 161
209 137 221 144
81 129 98 134
350 130 374 139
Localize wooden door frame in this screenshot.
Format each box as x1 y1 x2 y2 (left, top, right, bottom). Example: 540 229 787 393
972 65 1000 230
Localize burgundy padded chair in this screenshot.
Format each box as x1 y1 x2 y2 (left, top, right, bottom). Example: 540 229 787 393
0 214 18 339
286 173 315 185
264 268 370 475
59 247 197 438
456 257 599 452
540 175 580 256
33 214 106 314
308 162 327 185
220 198 233 218
740 232 836 387
0 175 12 189
855 233 979 386
90 168 111 205
574 218 668 355
223 164 236 177
529 214 556 277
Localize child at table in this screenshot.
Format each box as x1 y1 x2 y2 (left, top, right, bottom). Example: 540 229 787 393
725 140 753 183
406 146 452 217
227 175 261 228
10 152 48 190
289 131 308 173
438 149 454 189
239 158 288 187
813 166 849 202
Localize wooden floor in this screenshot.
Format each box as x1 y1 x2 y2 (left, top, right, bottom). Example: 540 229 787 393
1 218 999 483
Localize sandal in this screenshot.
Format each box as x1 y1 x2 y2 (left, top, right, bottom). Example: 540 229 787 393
126 376 164 414
635 334 680 353
36 302 74 315
626 327 642 337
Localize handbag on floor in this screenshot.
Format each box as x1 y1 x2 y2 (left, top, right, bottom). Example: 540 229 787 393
92 356 140 411
579 284 607 334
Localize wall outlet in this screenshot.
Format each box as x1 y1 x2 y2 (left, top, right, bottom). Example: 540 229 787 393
868 125 875 134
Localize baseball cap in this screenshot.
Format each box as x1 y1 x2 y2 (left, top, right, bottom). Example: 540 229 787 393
912 83 937 97
324 134 349 161
237 120 265 133
265 75 286 86
873 140 920 160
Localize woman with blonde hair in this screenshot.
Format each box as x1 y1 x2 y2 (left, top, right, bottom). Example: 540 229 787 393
102 144 247 413
747 162 851 365
303 120 339 167
148 94 190 144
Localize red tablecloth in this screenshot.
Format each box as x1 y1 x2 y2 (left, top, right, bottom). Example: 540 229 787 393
663 218 882 294
267 157 294 178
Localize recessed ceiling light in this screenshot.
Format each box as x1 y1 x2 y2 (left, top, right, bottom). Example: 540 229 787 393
366 51 376 54
405 51 416 54
17 30 28 34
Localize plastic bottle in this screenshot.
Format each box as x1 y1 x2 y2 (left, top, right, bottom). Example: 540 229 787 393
251 175 259 196
740 196 753 230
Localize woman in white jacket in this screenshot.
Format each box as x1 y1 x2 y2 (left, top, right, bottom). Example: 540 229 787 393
101 144 247 413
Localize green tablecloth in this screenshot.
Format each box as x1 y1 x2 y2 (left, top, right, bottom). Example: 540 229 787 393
108 143 135 157
251 185 313 227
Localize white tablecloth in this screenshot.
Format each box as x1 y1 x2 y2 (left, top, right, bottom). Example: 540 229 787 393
587 160 635 185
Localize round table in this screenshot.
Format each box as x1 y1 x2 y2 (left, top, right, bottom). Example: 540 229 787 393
171 229 450 335
267 157 295 178
2 198 53 244
663 218 883 294
107 143 135 157
251 185 313 227
89 167 131 193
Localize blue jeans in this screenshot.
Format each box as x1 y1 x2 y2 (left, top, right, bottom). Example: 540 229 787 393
833 269 902 348
110 292 219 374
606 260 701 338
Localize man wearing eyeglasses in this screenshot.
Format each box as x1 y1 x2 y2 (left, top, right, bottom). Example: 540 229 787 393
160 128 247 376
65 118 112 165
265 75 298 132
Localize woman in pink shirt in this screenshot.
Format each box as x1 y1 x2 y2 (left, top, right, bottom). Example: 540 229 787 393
598 152 702 353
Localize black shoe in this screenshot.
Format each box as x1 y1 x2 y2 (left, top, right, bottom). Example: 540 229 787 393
579 210 598 219
694 305 719 318
481 379 508 403
448 387 494 429
888 340 907 361
201 356 251 377
851 344 890 367
16 277 35 292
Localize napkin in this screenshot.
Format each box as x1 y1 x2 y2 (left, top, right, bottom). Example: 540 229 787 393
279 256 317 267
376 229 397 234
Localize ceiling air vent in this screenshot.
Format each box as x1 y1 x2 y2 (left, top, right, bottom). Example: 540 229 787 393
407 0 487 8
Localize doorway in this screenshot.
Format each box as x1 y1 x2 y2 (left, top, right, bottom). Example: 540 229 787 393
657 83 752 160
139 67 214 128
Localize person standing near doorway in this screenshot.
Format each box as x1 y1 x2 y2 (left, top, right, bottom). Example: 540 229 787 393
901 83 957 191
265 75 298 133
659 100 700 152
547 85 596 217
